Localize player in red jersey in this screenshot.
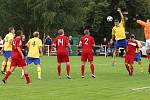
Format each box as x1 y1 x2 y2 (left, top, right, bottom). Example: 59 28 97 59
52 29 72 79
79 29 95 78
125 34 139 76
2 30 31 84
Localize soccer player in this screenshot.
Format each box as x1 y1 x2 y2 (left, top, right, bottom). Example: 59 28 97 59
136 19 150 73
25 31 43 80
125 34 139 76
134 40 143 73
79 29 95 78
1 27 15 74
112 8 126 66
2 30 31 84
52 29 72 79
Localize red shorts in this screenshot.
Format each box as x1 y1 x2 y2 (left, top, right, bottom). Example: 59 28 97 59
11 58 26 67
81 52 93 62
57 54 69 63
125 54 134 64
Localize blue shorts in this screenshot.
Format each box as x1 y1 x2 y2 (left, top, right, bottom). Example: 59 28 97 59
26 57 40 65
134 53 141 62
114 39 127 49
4 51 12 58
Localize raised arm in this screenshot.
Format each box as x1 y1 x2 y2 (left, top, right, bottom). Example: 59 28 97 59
117 8 124 20
137 20 146 27
111 28 115 42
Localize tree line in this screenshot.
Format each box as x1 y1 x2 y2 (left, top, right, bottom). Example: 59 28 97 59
0 0 149 43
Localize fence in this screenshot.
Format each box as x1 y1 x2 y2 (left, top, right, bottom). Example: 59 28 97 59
43 45 112 57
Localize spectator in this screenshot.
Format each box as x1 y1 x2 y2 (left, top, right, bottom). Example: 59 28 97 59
45 35 52 54
0 36 3 51
101 38 109 56
107 39 114 56
69 36 73 45
22 35 27 56
45 36 52 45
101 37 108 46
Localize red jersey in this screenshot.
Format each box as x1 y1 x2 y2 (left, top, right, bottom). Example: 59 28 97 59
126 40 139 56
12 37 22 58
79 35 95 53
53 35 69 55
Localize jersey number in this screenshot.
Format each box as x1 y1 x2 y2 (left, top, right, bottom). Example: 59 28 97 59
85 38 89 45
58 39 63 46
32 41 36 47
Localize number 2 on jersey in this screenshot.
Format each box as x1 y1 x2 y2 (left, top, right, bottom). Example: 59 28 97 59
85 38 89 45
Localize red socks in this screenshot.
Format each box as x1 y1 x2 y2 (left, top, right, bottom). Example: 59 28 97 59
57 65 61 77
81 64 95 76
66 64 70 76
3 71 11 80
90 64 95 75
81 64 84 76
24 73 31 83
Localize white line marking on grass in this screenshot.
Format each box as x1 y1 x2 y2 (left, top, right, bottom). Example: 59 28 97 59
131 86 150 91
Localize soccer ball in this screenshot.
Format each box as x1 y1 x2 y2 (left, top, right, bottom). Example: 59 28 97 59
107 16 113 22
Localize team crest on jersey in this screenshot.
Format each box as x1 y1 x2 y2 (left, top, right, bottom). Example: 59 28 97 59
128 42 137 46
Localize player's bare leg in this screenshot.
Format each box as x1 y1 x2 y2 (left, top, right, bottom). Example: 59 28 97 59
57 63 61 79
21 69 24 78
81 61 86 78
129 64 134 76
90 61 95 78
125 63 131 76
37 64 41 80
138 61 143 73
22 66 32 84
66 62 71 79
112 49 119 66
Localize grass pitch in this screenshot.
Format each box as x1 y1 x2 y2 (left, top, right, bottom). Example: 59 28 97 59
0 56 150 100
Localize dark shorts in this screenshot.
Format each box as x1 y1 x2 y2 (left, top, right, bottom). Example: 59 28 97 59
134 53 141 62
114 39 127 49
4 51 12 58
26 57 40 65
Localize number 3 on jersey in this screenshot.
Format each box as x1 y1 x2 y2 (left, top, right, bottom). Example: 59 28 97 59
85 38 89 45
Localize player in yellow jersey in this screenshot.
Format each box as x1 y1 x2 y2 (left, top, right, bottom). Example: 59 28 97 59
112 8 126 66
1 27 15 74
24 31 43 80
134 40 143 73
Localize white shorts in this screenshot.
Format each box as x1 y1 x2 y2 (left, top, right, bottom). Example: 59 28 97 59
146 39 150 49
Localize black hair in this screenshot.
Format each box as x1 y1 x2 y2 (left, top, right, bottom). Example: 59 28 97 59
16 30 23 36
114 19 119 22
130 34 135 38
